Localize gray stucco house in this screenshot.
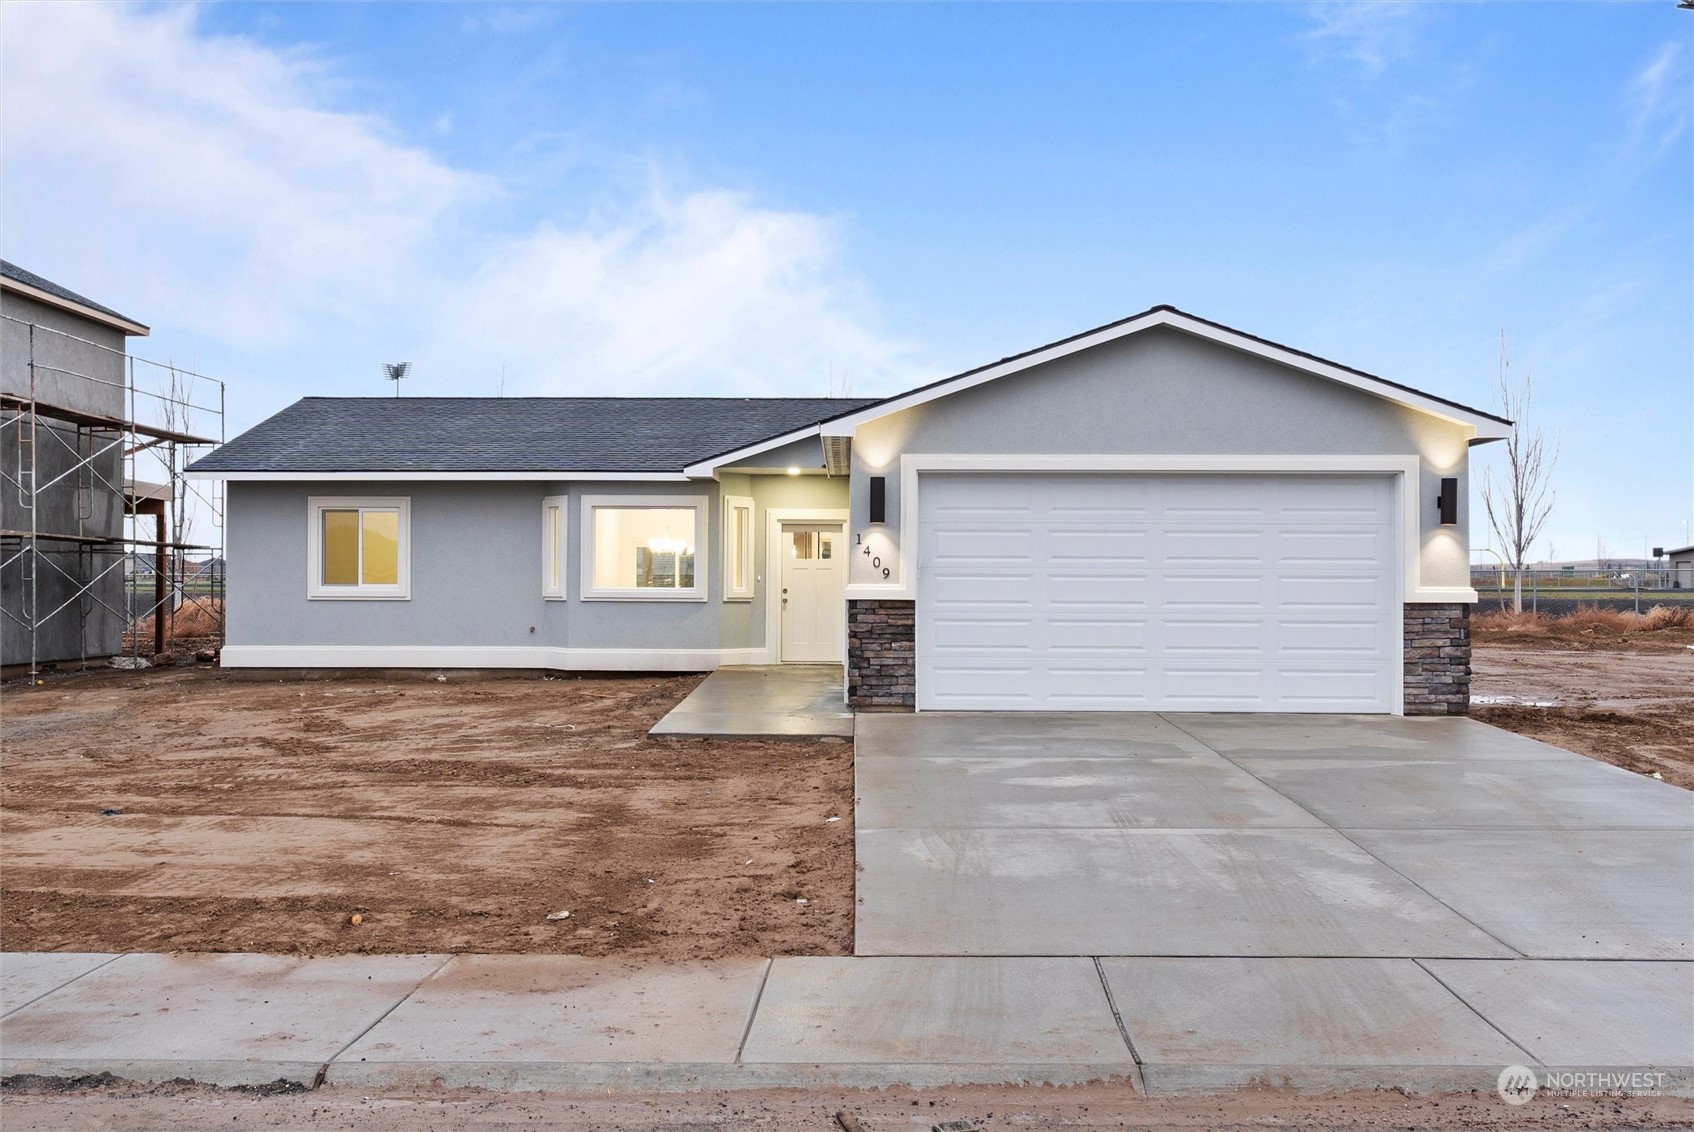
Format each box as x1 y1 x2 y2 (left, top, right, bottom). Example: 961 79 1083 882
188 306 1510 714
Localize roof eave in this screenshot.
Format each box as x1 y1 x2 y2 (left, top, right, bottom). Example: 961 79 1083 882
682 424 825 478
184 469 693 482
0 276 150 336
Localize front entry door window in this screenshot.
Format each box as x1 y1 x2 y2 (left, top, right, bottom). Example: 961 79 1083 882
780 524 844 662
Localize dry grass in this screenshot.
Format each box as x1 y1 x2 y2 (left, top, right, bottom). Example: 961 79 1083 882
1474 603 1689 634
1644 603 1694 629
1473 603 1694 652
127 598 223 652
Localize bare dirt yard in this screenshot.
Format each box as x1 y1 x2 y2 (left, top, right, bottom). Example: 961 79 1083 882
0 669 853 959
3 1078 1690 1131
1471 606 1694 790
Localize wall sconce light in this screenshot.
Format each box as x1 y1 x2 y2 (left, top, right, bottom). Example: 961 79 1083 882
868 476 886 524
1436 477 1458 526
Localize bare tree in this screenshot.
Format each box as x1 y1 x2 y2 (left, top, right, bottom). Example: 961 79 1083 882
1480 333 1558 612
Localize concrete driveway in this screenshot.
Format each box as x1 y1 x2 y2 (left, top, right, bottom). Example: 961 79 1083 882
855 713 1693 958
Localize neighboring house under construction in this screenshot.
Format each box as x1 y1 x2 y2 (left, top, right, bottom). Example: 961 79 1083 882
1 260 224 674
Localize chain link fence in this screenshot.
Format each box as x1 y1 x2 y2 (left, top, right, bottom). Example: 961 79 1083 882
1471 564 1694 614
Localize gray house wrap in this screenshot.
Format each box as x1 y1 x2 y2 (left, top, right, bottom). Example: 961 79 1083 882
1 265 147 670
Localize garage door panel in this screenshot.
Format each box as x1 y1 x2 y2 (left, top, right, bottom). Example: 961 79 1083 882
1161 618 1271 654
928 527 1038 562
1161 667 1269 704
1279 619 1389 655
1277 574 1388 608
925 492 1037 521
925 665 1040 708
1161 573 1273 609
1161 528 1273 563
1047 527 1149 562
930 573 1037 606
1046 573 1150 608
1276 668 1391 708
1276 528 1388 564
1273 477 1392 517
1157 479 1271 518
917 473 1397 713
927 618 1036 653
1044 667 1153 706
1047 617 1150 654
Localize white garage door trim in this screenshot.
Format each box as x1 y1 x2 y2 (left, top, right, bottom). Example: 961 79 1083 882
916 469 1405 714
845 454 1475 607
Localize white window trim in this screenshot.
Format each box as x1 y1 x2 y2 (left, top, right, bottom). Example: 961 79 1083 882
542 495 568 600
579 494 710 602
306 496 411 600
722 495 755 602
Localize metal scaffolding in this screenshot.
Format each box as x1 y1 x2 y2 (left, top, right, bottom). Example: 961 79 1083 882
1 313 226 676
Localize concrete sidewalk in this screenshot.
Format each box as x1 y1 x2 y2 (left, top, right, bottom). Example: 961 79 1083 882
3 951 1689 1095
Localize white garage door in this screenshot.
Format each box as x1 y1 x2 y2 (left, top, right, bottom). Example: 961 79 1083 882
917 473 1399 712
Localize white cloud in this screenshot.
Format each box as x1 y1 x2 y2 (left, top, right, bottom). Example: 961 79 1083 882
0 3 480 344
1298 2 1422 77
0 2 911 396
1625 41 1689 161
452 189 908 396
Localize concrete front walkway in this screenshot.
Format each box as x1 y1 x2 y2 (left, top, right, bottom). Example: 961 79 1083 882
855 712 1693 958
649 665 852 739
5 951 1689 1094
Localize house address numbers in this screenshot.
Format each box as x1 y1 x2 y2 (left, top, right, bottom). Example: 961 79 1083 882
855 532 893 580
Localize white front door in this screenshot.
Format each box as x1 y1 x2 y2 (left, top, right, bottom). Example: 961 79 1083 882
780 523 845 663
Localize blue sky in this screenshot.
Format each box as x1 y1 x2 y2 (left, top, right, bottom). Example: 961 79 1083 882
2 2 1689 560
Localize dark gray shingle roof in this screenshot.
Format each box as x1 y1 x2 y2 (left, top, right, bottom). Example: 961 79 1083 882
0 260 147 331
188 396 878 474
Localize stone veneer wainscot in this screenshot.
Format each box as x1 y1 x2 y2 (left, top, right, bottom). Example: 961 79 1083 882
847 599 915 710
1403 603 1471 715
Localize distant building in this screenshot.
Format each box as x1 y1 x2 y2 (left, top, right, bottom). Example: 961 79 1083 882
1669 546 1694 590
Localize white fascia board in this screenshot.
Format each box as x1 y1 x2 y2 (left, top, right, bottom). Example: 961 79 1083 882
184 470 690 482
683 425 822 478
819 309 1511 440
0 278 151 336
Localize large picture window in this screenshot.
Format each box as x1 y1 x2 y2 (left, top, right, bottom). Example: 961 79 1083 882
723 495 755 601
581 496 708 601
307 497 410 599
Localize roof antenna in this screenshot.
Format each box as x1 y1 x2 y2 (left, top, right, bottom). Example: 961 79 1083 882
383 362 412 397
